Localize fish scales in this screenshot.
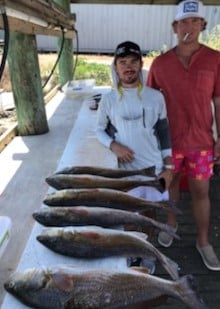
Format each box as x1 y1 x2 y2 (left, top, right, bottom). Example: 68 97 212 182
45 173 165 193
4 266 208 309
43 188 178 213
37 226 179 280
33 206 179 239
55 165 156 178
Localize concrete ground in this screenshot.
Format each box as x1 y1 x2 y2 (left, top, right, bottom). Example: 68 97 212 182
0 91 82 306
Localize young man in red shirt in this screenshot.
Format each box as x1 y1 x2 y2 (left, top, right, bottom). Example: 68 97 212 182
147 0 220 271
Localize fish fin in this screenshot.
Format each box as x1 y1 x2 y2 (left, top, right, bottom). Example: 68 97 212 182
126 230 148 240
130 266 150 274
177 275 208 309
63 298 75 309
158 178 166 193
162 254 180 280
52 272 74 292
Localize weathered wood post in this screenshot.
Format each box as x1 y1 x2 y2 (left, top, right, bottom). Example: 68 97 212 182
54 0 74 86
8 32 49 135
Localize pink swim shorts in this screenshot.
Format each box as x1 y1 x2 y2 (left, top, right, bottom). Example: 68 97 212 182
172 150 214 180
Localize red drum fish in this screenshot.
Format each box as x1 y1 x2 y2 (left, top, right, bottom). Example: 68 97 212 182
55 165 156 178
45 173 165 193
43 188 179 213
37 226 179 280
33 206 179 239
4 266 208 309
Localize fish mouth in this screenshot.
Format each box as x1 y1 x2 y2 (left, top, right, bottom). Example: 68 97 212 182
36 235 47 245
4 281 13 293
45 176 54 187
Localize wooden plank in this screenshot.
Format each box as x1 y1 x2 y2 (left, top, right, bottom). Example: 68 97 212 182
0 0 76 34
70 0 220 5
151 189 220 309
0 123 17 152
54 0 74 86
0 17 75 38
8 32 49 136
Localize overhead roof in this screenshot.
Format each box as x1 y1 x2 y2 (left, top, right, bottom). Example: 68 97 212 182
70 1 219 5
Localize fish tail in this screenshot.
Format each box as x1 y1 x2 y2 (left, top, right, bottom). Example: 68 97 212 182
144 241 180 281
162 255 180 281
155 178 166 193
176 275 208 309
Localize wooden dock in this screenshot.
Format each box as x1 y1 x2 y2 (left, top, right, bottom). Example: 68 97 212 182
1 87 220 308
153 179 220 309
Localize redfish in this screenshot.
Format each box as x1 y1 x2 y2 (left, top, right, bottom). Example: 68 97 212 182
55 165 156 178
4 266 208 309
46 173 165 193
37 226 179 280
43 188 179 213
33 206 179 239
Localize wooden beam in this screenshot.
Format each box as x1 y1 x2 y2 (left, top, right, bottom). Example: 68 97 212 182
70 0 220 5
0 123 17 153
0 0 76 35
0 16 75 38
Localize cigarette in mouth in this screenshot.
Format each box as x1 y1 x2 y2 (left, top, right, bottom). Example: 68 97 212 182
183 33 190 41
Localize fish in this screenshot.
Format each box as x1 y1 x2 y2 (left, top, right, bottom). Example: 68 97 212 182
4 266 208 309
36 226 179 280
43 188 179 213
55 165 156 178
33 206 179 240
45 173 165 193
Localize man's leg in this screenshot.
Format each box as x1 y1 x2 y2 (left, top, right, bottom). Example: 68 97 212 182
167 173 181 227
189 178 220 270
157 173 180 247
188 178 210 246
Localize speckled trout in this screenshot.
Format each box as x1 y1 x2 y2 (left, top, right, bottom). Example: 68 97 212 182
4 266 208 309
33 206 179 239
43 188 179 213
37 226 179 280
55 165 156 178
46 174 165 193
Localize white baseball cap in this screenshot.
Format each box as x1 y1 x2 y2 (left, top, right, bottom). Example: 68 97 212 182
174 0 205 21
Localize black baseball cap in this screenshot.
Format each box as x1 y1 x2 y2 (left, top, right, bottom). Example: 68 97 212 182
114 41 142 62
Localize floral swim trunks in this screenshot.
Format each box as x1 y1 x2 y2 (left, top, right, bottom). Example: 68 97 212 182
172 150 214 180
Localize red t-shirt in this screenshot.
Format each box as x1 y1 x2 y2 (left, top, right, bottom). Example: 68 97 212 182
147 45 220 150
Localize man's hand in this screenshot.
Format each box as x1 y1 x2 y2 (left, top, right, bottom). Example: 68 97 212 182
157 169 173 190
110 141 134 163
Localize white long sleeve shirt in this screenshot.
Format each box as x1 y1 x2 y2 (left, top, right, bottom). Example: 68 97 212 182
96 68 171 175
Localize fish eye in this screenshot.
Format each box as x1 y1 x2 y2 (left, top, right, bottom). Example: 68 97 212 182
8 281 15 289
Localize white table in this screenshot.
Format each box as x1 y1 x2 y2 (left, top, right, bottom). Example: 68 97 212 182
2 87 127 309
